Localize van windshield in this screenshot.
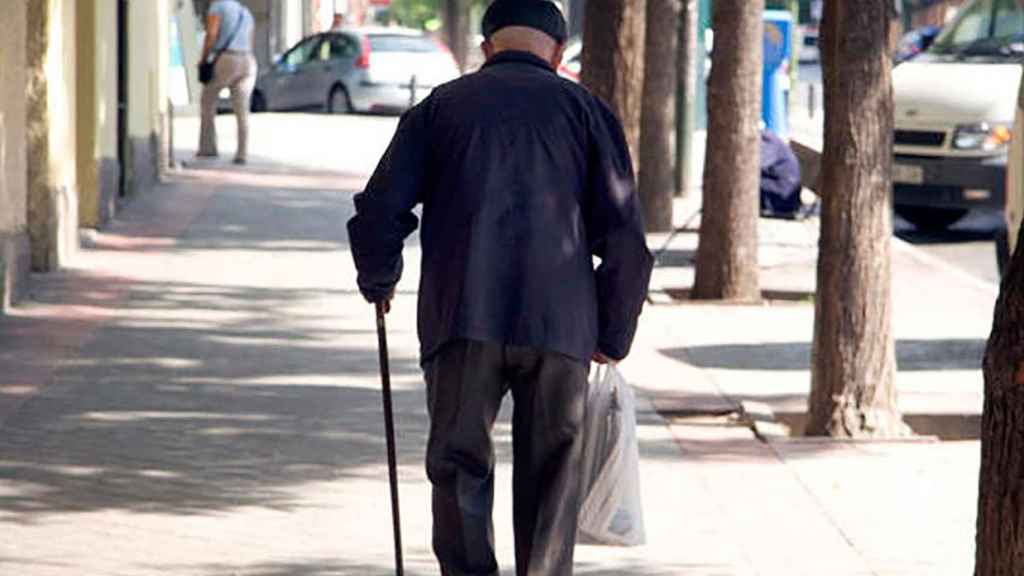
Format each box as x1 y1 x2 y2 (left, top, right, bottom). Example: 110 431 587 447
928 0 1024 57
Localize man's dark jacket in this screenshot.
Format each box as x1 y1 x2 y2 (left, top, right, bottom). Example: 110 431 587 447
347 50 654 364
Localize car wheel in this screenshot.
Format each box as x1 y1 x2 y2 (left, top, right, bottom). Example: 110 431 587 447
250 91 267 113
327 85 353 115
895 206 968 231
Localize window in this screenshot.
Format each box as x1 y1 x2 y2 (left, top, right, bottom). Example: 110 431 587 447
283 36 322 67
945 0 994 47
930 0 1024 52
368 35 439 53
327 34 360 60
993 0 1024 39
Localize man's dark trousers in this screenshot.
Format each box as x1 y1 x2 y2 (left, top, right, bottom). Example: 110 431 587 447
425 339 589 576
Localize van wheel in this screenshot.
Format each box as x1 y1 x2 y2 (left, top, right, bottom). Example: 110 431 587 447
895 206 968 231
327 85 353 114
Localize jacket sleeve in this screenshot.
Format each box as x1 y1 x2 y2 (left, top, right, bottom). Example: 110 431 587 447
585 99 655 361
346 104 430 303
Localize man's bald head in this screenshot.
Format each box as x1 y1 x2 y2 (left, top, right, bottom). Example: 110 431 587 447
482 26 566 69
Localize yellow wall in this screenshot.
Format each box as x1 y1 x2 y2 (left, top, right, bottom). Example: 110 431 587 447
0 0 29 307
76 0 119 228
126 0 170 194
0 0 27 237
27 0 78 271
48 0 78 202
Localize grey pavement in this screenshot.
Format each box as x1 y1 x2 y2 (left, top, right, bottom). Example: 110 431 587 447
0 113 993 575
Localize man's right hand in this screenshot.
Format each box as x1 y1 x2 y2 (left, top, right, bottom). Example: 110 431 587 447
373 288 396 314
592 352 613 365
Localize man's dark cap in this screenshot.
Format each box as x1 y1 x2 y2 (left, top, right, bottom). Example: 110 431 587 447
482 0 568 44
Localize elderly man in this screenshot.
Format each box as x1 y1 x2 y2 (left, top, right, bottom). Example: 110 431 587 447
347 1 653 574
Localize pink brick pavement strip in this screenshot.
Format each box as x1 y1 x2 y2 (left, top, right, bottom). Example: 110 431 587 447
0 277 124 425
0 173 219 428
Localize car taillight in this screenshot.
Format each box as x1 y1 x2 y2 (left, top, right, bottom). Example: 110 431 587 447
356 36 371 69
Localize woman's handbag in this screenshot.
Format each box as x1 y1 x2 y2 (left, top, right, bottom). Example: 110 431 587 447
198 61 216 84
198 11 246 85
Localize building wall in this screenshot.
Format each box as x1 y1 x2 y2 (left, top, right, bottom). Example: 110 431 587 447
27 0 79 272
193 0 322 73
76 0 120 229
126 0 170 197
237 0 273 70
0 0 30 308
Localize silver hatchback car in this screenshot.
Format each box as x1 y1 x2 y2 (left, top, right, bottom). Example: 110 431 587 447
252 27 461 114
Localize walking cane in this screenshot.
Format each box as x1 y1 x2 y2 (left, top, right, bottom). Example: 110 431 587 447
375 301 405 576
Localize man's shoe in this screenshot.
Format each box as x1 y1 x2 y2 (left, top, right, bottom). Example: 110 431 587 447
233 157 247 166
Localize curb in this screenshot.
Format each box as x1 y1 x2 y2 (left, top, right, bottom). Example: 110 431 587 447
738 400 941 445
892 236 999 298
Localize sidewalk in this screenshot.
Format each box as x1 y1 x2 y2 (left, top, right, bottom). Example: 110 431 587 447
0 114 993 575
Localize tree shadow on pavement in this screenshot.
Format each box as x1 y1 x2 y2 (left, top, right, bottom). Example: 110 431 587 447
164 560 438 576
178 558 735 576
0 273 694 522
0 270 429 521
664 339 985 372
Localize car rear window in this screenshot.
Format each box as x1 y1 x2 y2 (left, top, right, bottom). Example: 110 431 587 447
368 35 439 53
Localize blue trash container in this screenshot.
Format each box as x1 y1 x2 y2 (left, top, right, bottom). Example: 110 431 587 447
763 10 793 140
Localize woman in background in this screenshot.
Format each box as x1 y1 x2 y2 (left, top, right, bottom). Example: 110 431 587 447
197 0 256 165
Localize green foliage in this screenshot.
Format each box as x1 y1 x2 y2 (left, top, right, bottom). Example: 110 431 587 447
389 0 441 29
388 0 492 31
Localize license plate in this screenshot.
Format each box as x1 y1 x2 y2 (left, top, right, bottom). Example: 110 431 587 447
893 163 924 184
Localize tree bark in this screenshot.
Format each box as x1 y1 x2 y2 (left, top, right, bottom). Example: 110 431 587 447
443 0 471 72
675 0 699 198
975 230 1024 571
691 0 763 301
581 0 647 169
637 0 679 232
805 0 908 438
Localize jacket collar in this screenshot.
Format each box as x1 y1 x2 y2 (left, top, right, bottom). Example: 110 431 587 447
482 50 557 74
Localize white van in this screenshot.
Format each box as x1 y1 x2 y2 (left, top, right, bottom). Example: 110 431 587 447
892 0 1024 232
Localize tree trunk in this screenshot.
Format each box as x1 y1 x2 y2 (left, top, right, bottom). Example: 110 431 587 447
675 0 699 198
691 0 763 301
975 230 1024 571
637 0 678 232
444 0 470 72
805 0 908 438
581 0 647 169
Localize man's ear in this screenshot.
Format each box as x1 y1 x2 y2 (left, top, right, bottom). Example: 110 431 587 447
550 42 567 69
482 39 496 60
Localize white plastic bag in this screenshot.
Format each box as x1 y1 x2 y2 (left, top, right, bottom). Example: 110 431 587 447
577 363 645 547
